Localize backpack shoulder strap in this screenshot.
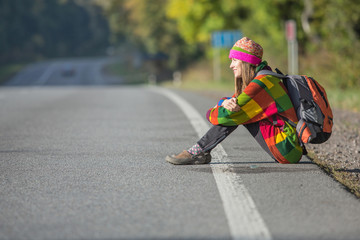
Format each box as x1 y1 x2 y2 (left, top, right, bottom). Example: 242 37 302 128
256 70 287 79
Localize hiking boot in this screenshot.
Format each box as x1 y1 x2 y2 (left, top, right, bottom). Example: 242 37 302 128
165 150 212 165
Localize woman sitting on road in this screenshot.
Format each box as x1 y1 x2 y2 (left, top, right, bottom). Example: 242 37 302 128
166 37 304 165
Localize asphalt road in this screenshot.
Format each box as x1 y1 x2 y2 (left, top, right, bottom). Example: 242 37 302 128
1 58 360 240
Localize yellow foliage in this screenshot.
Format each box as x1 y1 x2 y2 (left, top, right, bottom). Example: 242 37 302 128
166 0 193 18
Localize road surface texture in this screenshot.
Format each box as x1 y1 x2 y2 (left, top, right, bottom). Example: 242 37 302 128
1 58 360 240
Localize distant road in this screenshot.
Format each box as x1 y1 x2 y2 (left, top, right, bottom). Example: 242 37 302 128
1 58 360 239
3 57 122 86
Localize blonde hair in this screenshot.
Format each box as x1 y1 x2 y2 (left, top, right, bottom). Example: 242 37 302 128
234 61 256 96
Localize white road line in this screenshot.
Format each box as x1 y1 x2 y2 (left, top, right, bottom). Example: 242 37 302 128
151 86 272 240
34 63 56 85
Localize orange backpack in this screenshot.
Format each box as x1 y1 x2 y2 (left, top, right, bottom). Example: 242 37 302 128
258 69 333 144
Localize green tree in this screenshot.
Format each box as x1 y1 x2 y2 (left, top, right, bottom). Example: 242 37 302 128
299 0 360 88
0 0 110 65
99 0 200 70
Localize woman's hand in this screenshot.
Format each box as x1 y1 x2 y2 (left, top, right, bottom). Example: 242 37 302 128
222 98 241 112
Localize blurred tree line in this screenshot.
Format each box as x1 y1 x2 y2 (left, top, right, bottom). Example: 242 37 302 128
1 0 359 88
98 0 360 88
0 0 109 65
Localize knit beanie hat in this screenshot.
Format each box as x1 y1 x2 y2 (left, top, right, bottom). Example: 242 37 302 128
228 37 263 66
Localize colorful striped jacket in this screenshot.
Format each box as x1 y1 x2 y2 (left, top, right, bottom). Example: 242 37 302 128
206 73 303 164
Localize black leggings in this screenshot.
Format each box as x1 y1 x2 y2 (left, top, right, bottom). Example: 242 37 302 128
197 123 275 160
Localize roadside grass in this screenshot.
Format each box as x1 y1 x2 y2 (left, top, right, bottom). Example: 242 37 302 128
104 60 149 85
327 88 360 112
161 59 235 94
0 63 26 85
163 77 234 92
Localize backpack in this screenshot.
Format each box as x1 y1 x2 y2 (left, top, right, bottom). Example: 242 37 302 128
257 69 333 145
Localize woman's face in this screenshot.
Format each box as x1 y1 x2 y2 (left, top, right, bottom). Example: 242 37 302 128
230 58 242 78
